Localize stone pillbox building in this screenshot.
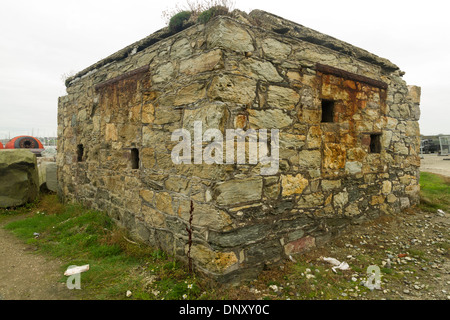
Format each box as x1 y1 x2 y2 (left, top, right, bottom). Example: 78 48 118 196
57 9 421 282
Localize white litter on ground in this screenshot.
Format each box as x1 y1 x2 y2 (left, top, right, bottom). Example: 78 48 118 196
321 257 350 273
64 264 90 276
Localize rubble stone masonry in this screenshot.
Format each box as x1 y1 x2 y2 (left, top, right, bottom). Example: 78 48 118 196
57 10 421 282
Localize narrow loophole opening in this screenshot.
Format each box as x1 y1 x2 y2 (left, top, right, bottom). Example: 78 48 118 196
77 144 84 162
131 148 139 169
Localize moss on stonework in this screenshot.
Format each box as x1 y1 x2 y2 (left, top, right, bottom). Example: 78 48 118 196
169 11 192 33
197 6 229 24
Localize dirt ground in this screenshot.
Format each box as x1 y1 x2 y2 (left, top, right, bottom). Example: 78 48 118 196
0 156 448 300
0 214 79 300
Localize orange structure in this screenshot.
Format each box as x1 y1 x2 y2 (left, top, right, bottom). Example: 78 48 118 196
5 136 44 149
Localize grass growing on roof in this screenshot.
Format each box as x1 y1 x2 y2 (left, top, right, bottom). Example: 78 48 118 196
168 11 192 33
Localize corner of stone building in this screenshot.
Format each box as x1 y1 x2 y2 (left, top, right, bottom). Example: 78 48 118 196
56 8 424 284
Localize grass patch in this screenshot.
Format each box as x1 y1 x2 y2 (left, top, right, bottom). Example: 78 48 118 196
168 11 192 33
197 5 229 24
1 194 204 300
419 172 450 212
380 267 393 275
287 260 362 300
408 248 427 260
2 196 370 300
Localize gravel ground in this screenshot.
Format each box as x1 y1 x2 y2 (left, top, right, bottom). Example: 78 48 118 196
236 207 449 301
313 209 449 300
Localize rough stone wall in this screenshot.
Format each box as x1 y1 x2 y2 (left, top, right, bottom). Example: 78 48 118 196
57 11 421 282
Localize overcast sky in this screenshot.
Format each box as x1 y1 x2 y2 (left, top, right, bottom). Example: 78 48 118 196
0 0 448 140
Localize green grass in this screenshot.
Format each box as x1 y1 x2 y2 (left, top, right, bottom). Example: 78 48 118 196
1 194 203 300
168 11 192 33
197 6 229 24
419 172 450 212
408 248 427 260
